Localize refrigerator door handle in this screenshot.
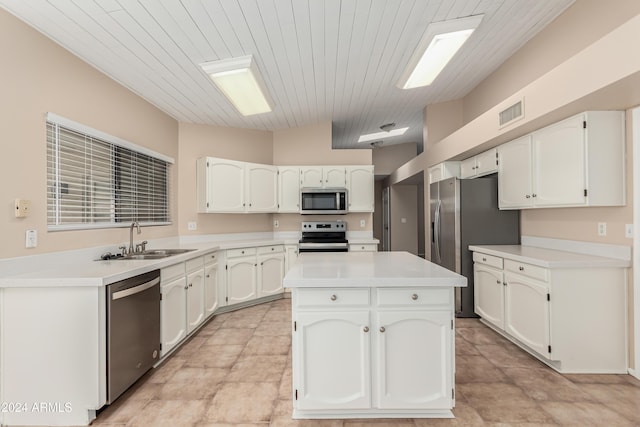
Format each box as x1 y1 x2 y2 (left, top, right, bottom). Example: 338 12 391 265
434 200 442 263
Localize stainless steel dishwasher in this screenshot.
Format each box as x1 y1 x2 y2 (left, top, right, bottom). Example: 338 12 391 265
106 269 160 403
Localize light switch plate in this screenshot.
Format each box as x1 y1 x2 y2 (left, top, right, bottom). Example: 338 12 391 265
359 219 365 228
626 224 633 238
25 229 37 248
187 221 197 231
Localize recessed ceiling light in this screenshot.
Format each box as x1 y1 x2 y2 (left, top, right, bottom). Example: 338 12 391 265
398 15 484 89
200 55 273 116
358 127 409 143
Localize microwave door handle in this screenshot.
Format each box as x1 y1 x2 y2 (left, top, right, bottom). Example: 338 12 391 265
336 192 339 208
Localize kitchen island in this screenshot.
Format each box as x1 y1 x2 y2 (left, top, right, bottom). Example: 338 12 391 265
283 251 467 419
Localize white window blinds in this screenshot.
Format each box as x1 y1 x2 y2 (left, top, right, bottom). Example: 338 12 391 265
46 115 172 230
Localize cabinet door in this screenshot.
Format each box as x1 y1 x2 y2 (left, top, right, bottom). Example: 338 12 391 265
300 167 323 188
258 253 285 297
285 245 298 273
227 257 257 304
295 311 371 410
204 262 219 317
375 310 452 409
504 272 550 357
475 148 497 177
186 269 205 334
246 163 278 212
532 115 586 207
346 166 374 212
459 157 476 179
278 167 300 212
161 276 187 356
324 166 346 187
206 158 245 212
474 264 504 329
498 135 533 209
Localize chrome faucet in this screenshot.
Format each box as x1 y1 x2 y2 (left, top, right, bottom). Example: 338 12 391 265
129 221 141 254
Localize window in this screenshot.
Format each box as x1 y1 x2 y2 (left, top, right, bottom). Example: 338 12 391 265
46 114 172 230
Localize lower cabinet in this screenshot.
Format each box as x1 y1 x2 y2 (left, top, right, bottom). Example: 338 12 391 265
204 252 220 316
186 257 205 334
226 245 285 305
292 287 454 416
472 249 627 373
160 263 187 357
348 243 378 252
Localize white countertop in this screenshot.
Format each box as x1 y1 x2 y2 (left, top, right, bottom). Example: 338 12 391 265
469 245 631 268
0 238 289 288
284 252 467 288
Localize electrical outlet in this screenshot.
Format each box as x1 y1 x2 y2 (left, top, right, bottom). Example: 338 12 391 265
597 222 607 236
274 219 279 228
187 221 197 231
359 219 365 228
15 199 31 218
626 224 633 238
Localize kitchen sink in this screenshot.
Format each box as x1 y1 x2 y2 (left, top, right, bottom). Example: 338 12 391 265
99 248 196 261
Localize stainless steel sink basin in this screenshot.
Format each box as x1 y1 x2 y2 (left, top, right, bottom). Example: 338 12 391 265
99 248 196 261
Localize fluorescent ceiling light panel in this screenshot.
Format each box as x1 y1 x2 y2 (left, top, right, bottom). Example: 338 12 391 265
200 55 273 116
358 127 409 143
398 15 484 89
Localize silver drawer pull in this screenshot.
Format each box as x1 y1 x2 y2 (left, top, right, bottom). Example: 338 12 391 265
482 257 487 261
496 280 501 284
379 326 386 333
363 326 369 333
411 294 418 300
519 266 524 271
330 294 337 301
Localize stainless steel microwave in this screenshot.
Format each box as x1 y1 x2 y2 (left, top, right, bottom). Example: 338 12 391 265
300 188 348 214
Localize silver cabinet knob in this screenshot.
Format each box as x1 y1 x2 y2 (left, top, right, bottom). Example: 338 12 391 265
496 280 501 284
363 326 369 333
411 294 418 300
379 326 386 333
482 257 487 261
330 294 337 301
525 194 531 199
519 266 524 271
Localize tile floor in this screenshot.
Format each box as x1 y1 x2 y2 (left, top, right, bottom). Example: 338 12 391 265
92 298 640 426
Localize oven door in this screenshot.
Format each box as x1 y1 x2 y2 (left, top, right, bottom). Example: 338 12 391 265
298 242 349 253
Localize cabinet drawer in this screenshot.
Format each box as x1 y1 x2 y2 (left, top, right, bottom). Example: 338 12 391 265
186 256 204 272
226 247 257 258
504 259 548 282
473 252 503 269
257 245 284 255
296 288 370 307
376 288 452 307
349 244 377 252
161 262 185 282
204 252 218 264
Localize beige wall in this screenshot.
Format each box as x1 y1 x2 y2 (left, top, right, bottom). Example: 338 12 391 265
371 143 417 175
389 185 418 255
0 10 179 258
424 99 464 150
177 123 274 236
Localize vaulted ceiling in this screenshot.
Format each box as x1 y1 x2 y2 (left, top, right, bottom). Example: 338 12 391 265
1 0 574 149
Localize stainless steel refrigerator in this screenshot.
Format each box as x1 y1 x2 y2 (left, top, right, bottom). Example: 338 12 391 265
430 174 520 317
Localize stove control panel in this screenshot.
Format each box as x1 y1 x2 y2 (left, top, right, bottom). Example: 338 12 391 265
301 221 346 232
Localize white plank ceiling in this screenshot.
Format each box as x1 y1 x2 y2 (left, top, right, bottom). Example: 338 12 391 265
0 0 574 149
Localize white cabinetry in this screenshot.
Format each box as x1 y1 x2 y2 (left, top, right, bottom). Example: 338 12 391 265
301 166 346 188
257 245 285 297
160 263 187 356
349 243 378 252
186 257 205 334
460 148 497 179
278 166 300 212
225 245 285 305
197 157 277 213
428 162 460 183
292 287 454 416
346 166 374 212
285 244 299 272
471 248 627 373
497 111 625 209
204 252 219 317
473 253 504 329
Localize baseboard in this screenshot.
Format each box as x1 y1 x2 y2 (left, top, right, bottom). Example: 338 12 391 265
629 368 639 380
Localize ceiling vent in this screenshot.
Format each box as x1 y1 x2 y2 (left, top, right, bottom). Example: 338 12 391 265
499 98 524 128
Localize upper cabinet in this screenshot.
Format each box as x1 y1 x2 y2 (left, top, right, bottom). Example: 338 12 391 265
301 166 346 188
198 158 374 214
428 162 460 184
346 166 374 212
460 148 498 179
497 111 625 210
197 157 277 213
